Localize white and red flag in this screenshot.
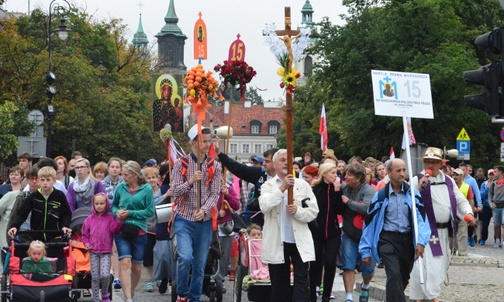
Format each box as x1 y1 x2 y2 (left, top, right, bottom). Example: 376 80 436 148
389 146 396 159
401 117 416 150
319 104 328 152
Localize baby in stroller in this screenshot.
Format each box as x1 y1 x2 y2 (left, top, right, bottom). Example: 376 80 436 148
21 240 53 275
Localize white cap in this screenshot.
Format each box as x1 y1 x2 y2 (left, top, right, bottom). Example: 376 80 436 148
187 124 208 141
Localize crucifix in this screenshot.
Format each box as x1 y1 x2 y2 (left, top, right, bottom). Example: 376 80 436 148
276 7 300 205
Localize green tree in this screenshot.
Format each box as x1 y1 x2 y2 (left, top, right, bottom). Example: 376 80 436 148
0 9 165 165
281 0 503 167
0 101 21 161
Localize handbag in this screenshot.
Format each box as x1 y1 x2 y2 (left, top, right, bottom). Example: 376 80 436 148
121 224 140 240
231 212 250 232
219 221 234 235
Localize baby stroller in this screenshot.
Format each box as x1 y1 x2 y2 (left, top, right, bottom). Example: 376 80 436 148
68 207 114 301
233 234 271 302
170 231 224 302
0 230 76 302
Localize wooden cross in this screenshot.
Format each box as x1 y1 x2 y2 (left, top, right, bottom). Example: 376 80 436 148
276 7 300 205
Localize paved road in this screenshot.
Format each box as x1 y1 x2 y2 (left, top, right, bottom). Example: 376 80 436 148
76 220 504 302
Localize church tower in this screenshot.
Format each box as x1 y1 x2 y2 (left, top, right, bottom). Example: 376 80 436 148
155 0 187 73
132 13 149 49
295 0 317 86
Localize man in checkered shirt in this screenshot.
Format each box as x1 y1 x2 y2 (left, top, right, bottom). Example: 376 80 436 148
171 124 222 302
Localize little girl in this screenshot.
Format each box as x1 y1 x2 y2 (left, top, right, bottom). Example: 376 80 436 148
21 240 52 274
82 193 122 302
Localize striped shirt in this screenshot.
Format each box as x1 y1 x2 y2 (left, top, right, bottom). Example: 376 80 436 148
171 153 221 221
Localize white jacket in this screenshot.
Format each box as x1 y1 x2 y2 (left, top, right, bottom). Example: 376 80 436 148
259 176 319 264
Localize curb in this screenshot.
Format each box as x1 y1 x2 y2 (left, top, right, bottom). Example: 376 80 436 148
355 257 503 302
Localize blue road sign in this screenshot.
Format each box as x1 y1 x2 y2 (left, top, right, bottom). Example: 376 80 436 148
457 140 471 155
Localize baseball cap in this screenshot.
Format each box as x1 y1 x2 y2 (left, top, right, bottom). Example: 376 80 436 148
144 159 156 167
488 169 496 175
187 124 208 141
452 168 463 175
251 156 264 164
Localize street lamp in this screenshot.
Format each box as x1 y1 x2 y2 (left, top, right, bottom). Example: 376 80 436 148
46 0 71 157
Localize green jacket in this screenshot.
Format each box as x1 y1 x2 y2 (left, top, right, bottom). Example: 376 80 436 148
21 258 53 274
111 183 155 232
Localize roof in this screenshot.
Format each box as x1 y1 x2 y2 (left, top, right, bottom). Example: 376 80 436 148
203 102 284 135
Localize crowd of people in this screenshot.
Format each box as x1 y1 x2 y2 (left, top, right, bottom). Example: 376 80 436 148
0 132 501 302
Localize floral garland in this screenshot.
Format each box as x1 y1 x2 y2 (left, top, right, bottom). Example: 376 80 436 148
263 25 311 94
214 60 257 103
183 64 220 126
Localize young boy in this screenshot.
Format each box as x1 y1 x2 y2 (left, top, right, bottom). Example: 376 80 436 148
8 166 72 242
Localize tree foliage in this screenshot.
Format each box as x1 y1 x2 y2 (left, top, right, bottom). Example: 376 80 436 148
281 0 504 167
0 8 165 165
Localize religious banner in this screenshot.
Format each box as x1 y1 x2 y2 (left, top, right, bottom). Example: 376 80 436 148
214 34 256 102
152 74 184 132
193 12 208 61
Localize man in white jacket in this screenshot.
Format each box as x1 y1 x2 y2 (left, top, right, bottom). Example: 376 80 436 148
259 149 319 302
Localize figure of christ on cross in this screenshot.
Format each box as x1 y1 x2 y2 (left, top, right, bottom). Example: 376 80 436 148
276 7 300 205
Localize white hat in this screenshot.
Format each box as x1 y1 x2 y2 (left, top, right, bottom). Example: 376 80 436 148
187 124 208 141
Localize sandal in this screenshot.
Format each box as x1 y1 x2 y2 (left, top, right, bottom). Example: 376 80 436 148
359 287 369 302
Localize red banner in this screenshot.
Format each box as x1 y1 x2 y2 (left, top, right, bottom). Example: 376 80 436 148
228 34 246 62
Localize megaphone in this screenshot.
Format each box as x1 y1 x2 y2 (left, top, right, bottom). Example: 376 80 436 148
445 149 458 158
213 126 233 139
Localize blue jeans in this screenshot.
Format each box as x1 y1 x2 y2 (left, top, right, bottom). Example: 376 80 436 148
341 233 375 276
114 233 148 264
174 215 212 301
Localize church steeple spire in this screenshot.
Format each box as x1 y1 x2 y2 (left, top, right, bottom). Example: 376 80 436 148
158 0 184 36
132 13 149 48
301 0 314 26
155 0 187 72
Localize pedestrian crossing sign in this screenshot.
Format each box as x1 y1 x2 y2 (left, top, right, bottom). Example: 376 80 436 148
456 128 470 141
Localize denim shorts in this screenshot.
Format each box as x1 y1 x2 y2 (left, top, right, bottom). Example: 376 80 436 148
493 207 504 226
115 233 148 263
341 233 375 276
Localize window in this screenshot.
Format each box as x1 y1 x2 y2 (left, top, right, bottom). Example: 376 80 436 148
268 120 280 135
266 143 274 150
254 144 262 155
251 125 260 134
242 144 250 154
250 120 262 134
230 143 237 153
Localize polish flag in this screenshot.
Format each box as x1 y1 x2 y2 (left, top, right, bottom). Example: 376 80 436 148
167 139 178 166
319 104 328 152
389 146 396 159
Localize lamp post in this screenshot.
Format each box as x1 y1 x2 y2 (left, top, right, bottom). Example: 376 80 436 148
46 0 71 157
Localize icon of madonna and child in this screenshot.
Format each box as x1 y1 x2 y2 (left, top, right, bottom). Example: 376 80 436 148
153 74 184 132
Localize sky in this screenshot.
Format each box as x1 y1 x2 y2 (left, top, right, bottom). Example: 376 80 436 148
5 0 346 102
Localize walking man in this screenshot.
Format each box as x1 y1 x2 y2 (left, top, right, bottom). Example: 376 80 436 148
360 159 430 302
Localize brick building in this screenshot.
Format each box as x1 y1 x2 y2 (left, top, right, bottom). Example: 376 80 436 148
203 101 284 163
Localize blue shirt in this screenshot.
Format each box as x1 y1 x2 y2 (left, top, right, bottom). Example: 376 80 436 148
464 175 482 207
382 183 411 233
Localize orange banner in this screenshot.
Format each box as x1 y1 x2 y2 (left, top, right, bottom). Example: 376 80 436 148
194 12 208 60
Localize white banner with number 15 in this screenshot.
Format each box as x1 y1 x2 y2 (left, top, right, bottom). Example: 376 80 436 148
371 70 434 119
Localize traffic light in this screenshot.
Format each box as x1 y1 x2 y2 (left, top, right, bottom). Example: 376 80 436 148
45 72 57 100
463 28 504 116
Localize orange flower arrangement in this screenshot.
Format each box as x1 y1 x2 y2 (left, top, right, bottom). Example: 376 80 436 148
183 64 221 126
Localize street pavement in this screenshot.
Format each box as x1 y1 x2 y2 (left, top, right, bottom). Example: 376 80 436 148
76 221 504 302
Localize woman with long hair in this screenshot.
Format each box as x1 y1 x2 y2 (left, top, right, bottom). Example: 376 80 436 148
54 156 73 189
66 158 105 211
309 163 345 302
